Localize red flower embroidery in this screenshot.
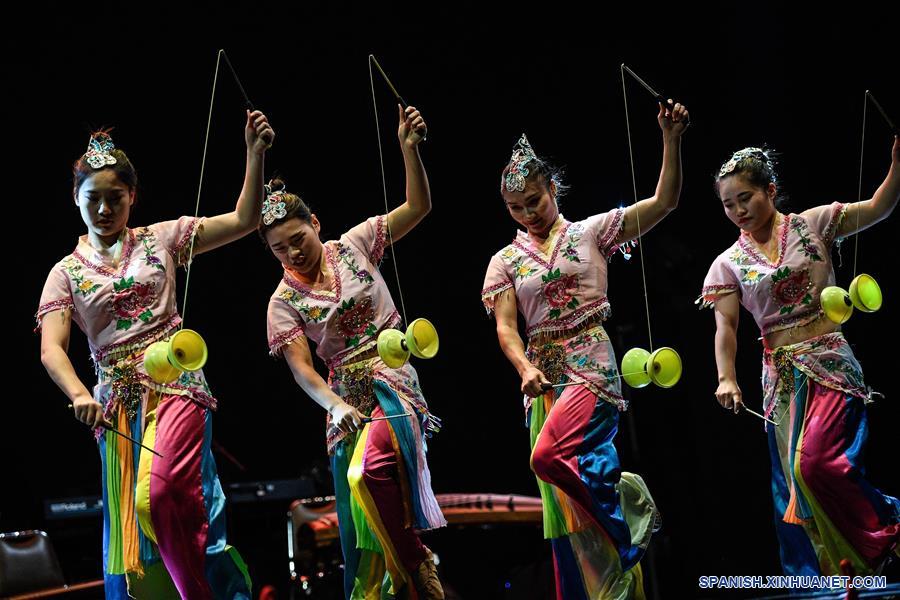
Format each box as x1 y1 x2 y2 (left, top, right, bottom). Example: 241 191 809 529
771 268 810 306
543 274 579 308
111 281 155 319
337 297 376 340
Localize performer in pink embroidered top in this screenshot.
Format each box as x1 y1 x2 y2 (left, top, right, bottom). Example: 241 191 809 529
36 112 273 600
699 142 900 577
263 105 444 599
481 99 689 599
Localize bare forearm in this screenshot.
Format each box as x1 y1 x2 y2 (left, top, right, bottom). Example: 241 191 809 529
654 134 683 212
40 346 93 402
235 151 266 229
402 144 431 217
714 325 738 382
870 162 900 221
292 363 345 413
497 324 533 376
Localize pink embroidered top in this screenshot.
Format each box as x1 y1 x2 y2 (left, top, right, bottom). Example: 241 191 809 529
481 210 629 410
698 202 847 337
35 217 215 413
266 215 433 451
266 215 398 364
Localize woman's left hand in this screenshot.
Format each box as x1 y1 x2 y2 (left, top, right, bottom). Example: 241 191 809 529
658 100 689 138
398 104 427 147
246 109 275 155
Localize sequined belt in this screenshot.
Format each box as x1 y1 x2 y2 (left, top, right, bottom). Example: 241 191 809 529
329 346 381 415
767 346 798 395
97 356 146 423
528 342 567 386
527 311 607 346
92 321 184 422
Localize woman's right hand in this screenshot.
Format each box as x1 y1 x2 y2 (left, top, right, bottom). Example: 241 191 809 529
246 109 274 154
330 401 366 434
521 366 551 398
658 99 690 138
72 394 108 429
715 378 744 414
398 104 427 147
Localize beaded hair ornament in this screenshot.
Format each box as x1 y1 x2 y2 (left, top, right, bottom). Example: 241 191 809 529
718 147 770 177
503 134 538 193
84 132 117 170
262 184 288 226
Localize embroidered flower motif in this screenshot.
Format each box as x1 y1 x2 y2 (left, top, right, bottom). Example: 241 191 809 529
791 218 823 262
571 352 617 381
729 246 749 265
109 277 156 330
513 258 537 280
740 267 765 284
336 243 375 284
501 247 517 260
337 297 377 347
280 290 331 323
136 230 164 271
542 268 580 319
598 364 618 381
569 328 608 351
770 267 813 314
178 370 212 395
63 257 102 296
562 226 583 263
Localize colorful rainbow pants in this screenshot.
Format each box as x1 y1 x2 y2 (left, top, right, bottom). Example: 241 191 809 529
529 385 657 600
768 368 900 578
331 381 444 599
100 392 251 599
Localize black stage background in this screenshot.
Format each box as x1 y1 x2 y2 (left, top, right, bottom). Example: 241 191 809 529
4 3 898 598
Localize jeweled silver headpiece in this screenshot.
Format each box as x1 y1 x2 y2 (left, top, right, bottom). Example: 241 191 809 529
262 184 288 226
718 147 768 177
84 132 117 170
503 134 538 193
